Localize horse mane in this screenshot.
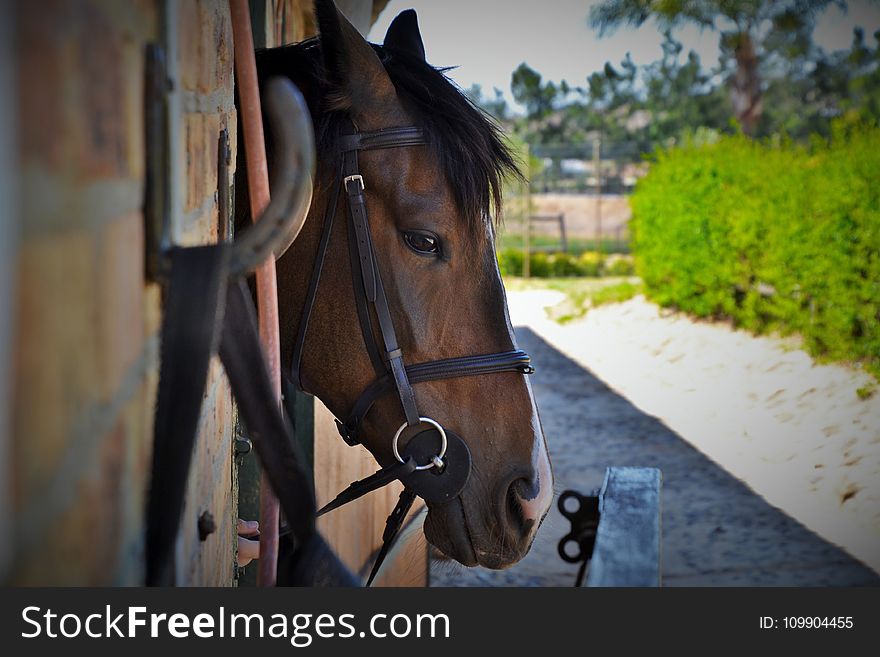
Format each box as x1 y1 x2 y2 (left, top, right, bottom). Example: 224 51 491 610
256 37 521 229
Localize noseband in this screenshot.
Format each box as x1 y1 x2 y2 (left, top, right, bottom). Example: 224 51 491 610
288 122 534 583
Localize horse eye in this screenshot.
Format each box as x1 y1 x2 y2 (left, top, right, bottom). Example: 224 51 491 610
403 231 440 255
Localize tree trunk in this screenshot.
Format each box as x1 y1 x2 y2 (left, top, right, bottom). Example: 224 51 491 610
730 31 762 135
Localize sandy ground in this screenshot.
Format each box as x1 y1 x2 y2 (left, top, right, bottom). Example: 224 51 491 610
517 292 880 574
530 193 631 238
430 290 880 586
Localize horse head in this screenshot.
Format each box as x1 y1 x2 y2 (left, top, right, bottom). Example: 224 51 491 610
267 0 553 569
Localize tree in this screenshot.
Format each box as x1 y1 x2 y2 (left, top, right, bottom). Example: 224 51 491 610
640 32 729 142
589 0 845 135
511 62 561 120
510 63 578 144
465 84 512 122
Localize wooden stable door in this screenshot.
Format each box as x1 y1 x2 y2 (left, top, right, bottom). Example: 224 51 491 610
313 401 429 587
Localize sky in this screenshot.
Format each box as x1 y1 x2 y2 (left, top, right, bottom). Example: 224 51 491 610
368 0 880 112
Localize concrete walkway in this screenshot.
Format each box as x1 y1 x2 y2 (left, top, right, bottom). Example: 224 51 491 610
430 326 879 586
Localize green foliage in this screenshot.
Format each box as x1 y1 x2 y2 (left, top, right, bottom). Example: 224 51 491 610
604 254 637 276
589 0 845 134
576 251 604 277
631 122 880 376
498 248 525 277
552 280 644 323
856 382 877 400
497 248 636 278
498 233 629 255
589 280 643 309
503 277 643 323
496 233 631 255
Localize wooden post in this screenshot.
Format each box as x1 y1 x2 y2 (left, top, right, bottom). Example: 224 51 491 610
586 467 662 587
558 213 567 253
593 136 602 253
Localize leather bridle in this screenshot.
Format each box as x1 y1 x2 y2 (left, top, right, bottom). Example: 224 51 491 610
288 122 535 583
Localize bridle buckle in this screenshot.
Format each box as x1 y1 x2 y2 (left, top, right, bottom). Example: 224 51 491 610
343 174 364 192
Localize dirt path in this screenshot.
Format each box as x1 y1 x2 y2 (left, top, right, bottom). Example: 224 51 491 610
430 293 879 586
531 194 631 238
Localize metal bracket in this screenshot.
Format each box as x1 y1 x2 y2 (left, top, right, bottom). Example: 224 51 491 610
143 68 314 283
557 489 600 586
143 43 172 282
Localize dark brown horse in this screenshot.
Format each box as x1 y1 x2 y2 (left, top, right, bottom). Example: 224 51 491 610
250 0 552 570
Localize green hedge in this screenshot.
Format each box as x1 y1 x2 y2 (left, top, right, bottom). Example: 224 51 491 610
631 123 880 376
497 249 634 278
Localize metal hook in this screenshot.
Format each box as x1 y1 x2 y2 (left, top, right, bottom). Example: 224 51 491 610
227 76 315 278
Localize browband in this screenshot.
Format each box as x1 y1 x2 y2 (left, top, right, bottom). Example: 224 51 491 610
338 126 427 152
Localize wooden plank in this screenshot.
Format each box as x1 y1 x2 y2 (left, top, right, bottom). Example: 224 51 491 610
586 467 662 587
313 400 428 586
372 507 428 588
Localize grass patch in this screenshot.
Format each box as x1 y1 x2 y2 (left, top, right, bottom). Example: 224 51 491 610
496 233 630 255
504 276 642 323
497 248 635 278
856 383 877 401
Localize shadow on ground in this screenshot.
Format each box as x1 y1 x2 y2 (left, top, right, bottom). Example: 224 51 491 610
430 327 880 586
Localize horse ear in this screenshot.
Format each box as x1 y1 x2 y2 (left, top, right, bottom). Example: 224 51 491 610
383 9 426 61
313 0 398 121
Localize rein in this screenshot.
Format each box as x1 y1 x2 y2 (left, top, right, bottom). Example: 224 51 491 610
290 122 535 584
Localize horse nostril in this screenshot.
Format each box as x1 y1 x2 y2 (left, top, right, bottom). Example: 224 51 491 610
503 475 540 538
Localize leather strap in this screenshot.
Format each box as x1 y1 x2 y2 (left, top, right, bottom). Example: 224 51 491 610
146 246 230 586
221 282 358 586
316 457 417 517
344 165 377 302
342 138 421 428
344 202 386 377
338 350 533 444
366 488 418 586
290 166 344 391
339 126 425 152
147 247 358 587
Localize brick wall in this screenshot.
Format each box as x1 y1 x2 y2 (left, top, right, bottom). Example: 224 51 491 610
9 0 239 586
7 0 411 587
12 0 161 585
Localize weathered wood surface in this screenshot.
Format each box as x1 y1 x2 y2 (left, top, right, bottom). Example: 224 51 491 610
313 401 428 587
586 467 662 587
